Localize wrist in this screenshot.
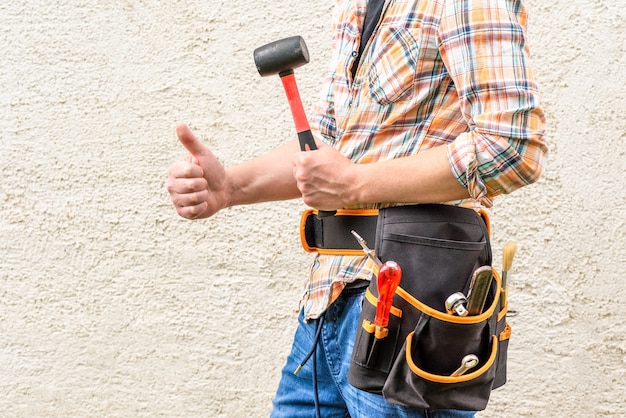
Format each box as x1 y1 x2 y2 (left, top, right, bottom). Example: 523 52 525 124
223 167 241 209
346 163 375 206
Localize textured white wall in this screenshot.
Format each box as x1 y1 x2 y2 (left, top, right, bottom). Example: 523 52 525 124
0 1 624 417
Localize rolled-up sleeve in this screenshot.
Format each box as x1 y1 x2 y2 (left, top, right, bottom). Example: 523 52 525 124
310 74 338 146
440 0 548 207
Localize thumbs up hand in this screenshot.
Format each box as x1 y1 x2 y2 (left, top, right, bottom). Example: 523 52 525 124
166 123 229 219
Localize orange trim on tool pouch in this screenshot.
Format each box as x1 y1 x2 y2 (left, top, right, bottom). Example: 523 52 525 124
395 271 501 325
365 288 402 318
362 319 376 333
499 323 512 341
316 248 367 256
406 334 498 384
300 209 316 253
497 301 508 322
375 327 389 339
322 208 379 217
478 208 491 237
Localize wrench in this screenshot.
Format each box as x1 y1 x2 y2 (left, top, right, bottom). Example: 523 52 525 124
450 354 479 377
445 292 469 317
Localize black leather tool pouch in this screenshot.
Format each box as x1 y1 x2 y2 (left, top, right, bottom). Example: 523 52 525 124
348 204 510 411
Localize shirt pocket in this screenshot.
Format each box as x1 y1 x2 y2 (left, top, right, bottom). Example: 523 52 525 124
366 26 421 105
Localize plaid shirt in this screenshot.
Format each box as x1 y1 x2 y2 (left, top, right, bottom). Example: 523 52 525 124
300 0 548 320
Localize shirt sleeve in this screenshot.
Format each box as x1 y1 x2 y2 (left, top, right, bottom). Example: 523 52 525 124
439 0 548 207
309 1 343 147
309 70 338 146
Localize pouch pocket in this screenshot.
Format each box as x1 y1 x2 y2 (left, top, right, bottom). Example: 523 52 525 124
377 274 502 410
348 204 502 410
383 321 499 411
493 313 511 389
407 311 492 376
374 204 491 312
381 278 502 410
351 288 403 374
381 232 486 311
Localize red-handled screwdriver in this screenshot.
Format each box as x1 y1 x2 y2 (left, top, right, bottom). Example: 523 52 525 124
375 261 402 328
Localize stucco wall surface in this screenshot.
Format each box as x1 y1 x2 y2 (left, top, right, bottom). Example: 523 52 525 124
1 1 624 417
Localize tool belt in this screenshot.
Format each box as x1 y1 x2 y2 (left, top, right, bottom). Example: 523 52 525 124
301 204 509 411
300 209 379 256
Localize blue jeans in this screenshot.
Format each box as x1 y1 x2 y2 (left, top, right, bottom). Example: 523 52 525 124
271 287 476 418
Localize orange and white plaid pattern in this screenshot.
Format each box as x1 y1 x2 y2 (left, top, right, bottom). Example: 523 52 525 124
300 0 548 320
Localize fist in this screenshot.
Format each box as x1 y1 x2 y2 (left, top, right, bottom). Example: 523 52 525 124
166 124 228 219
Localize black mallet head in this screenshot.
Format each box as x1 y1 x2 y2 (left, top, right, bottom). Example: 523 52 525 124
253 36 310 77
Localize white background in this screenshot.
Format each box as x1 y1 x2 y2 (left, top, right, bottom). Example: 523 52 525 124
1 1 624 416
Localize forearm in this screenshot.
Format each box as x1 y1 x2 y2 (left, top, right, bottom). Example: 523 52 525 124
351 145 469 206
225 139 302 207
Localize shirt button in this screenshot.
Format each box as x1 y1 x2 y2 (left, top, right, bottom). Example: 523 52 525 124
351 50 359 57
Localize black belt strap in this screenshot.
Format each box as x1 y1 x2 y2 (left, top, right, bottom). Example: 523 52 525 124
303 211 378 252
301 205 489 255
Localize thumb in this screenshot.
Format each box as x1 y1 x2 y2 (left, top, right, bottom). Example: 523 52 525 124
176 123 208 157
